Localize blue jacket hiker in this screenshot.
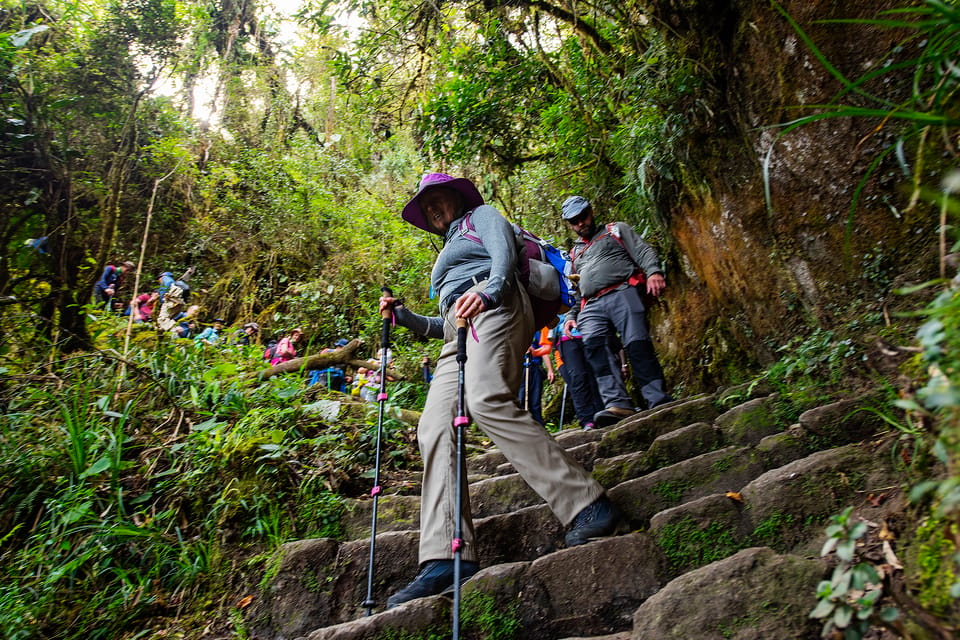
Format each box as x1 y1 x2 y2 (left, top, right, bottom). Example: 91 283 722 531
194 319 225 345
93 260 135 307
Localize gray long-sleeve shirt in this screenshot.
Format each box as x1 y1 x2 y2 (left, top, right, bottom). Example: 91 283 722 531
394 204 517 339
568 221 663 322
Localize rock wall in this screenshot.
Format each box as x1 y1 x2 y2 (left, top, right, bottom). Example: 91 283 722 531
645 0 938 391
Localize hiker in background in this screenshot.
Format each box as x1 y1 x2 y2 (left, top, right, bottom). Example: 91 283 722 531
130 291 159 323
193 318 225 346
93 260 135 309
561 196 672 426
173 318 198 339
518 327 554 426
355 367 380 401
156 271 194 332
553 313 605 430
233 322 260 345
379 172 619 609
23 236 48 254
313 338 351 391
269 328 302 365
157 271 176 301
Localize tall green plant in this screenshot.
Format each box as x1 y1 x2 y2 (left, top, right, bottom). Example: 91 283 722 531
775 3 960 633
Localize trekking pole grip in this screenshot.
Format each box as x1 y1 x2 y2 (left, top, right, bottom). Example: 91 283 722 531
380 286 394 320
455 317 468 363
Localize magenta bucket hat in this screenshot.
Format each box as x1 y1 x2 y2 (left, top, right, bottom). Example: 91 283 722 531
401 173 485 233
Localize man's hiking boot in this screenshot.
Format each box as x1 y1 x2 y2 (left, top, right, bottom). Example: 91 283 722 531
593 406 636 427
565 495 621 547
386 559 480 609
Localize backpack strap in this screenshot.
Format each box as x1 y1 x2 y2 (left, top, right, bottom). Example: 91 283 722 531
573 222 646 307
570 223 621 266
457 211 483 245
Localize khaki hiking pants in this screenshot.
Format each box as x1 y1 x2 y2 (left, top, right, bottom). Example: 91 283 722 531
417 281 604 564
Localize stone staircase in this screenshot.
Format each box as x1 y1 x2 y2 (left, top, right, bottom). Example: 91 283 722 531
246 385 906 640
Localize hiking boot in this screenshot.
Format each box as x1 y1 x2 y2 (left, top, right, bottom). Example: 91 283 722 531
593 406 636 427
565 495 620 547
386 559 480 609
582 421 596 431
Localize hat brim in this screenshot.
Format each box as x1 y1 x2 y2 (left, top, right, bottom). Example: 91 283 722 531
402 177 485 233
561 198 591 220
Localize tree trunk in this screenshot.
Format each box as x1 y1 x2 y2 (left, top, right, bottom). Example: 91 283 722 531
256 339 400 380
49 174 92 353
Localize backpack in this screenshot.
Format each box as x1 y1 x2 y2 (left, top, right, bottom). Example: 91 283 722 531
263 340 279 361
173 279 191 302
458 206 577 330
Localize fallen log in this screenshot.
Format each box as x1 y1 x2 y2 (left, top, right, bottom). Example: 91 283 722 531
256 339 402 381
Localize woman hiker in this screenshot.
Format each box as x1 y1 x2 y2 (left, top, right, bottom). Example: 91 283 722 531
378 173 620 608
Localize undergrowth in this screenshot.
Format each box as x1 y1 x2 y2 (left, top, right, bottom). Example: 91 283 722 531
0 314 421 639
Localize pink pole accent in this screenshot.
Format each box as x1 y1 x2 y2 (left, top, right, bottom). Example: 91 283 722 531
371 486 382 497
377 392 388 401
454 416 470 427
451 538 463 553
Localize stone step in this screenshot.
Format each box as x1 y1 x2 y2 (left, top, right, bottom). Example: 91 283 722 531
630 547 827 639
248 392 896 640
344 394 782 540
293 533 667 640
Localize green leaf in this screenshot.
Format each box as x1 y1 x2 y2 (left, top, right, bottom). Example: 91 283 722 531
61 500 93 525
80 456 113 478
833 604 853 628
933 438 949 464
880 607 900 622
821 537 839 557
851 563 879 589
831 568 852 597
810 598 835 619
837 538 856 562
816 580 834 599
10 24 50 47
191 418 222 432
849 521 867 540
910 480 941 502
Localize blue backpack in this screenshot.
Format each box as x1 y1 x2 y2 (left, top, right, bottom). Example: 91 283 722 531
458 206 576 330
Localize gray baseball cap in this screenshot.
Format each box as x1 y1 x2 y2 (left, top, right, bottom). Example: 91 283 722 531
561 196 591 220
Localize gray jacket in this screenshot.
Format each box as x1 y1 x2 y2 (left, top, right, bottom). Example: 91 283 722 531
394 204 516 339
568 222 662 322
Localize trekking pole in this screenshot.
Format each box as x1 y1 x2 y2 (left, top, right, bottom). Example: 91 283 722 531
523 353 531 411
363 286 394 616
452 316 471 640
559 382 568 428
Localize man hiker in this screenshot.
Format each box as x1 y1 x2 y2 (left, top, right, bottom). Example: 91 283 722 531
233 322 260 345
561 195 673 426
378 173 619 609
93 260 135 308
